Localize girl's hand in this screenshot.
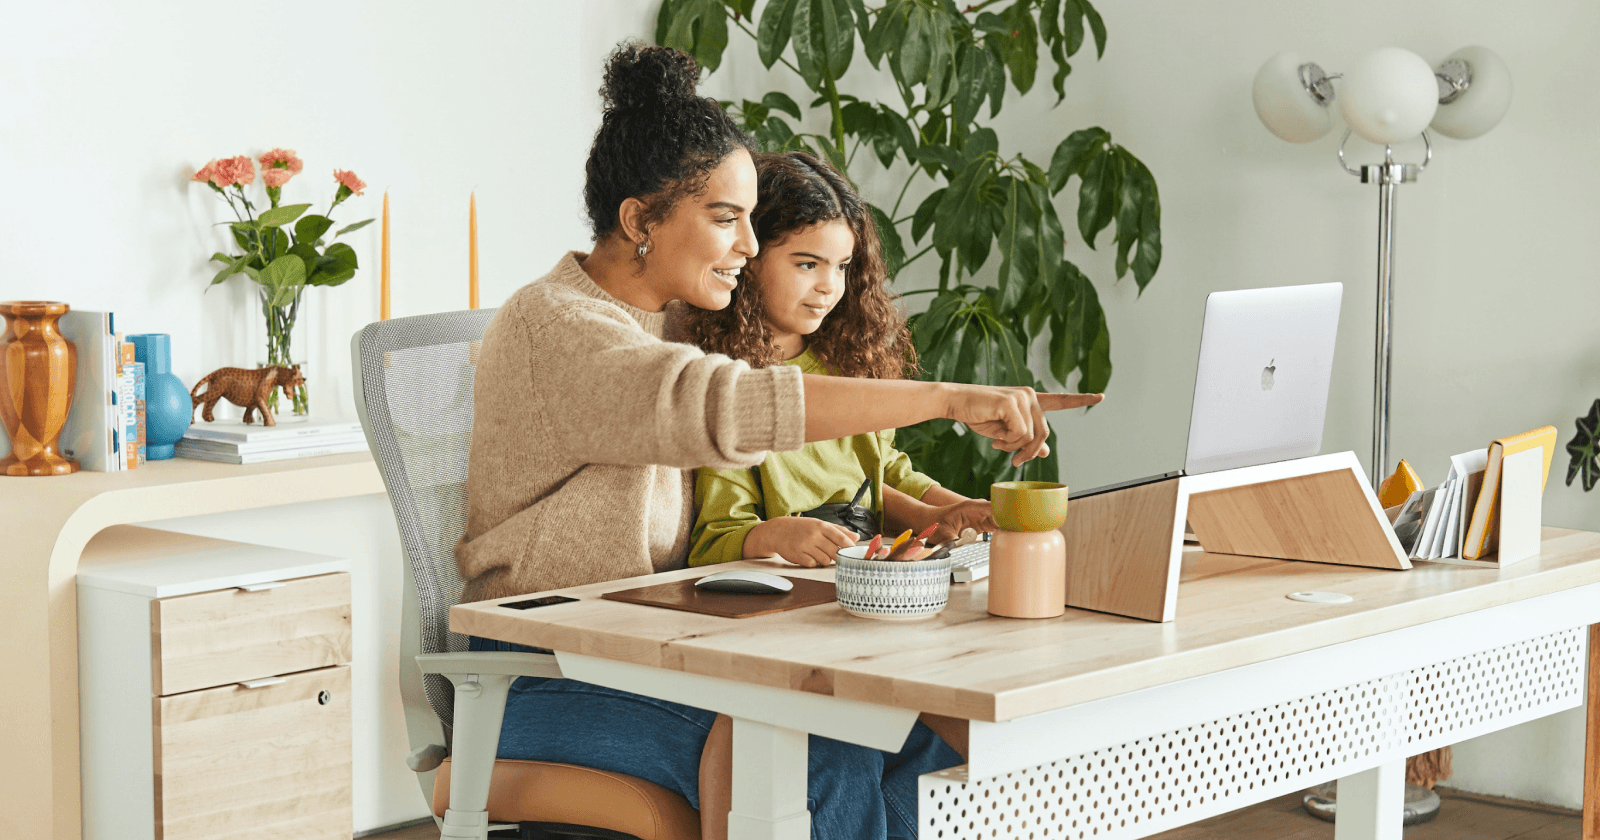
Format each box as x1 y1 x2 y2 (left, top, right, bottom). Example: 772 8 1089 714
926 499 997 544
745 517 858 568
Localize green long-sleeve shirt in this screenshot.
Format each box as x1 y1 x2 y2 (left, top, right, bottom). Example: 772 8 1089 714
689 348 940 566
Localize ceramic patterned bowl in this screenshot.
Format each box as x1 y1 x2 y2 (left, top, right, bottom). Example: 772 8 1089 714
833 544 951 621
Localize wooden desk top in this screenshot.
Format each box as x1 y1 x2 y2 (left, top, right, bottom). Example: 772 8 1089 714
453 528 1600 723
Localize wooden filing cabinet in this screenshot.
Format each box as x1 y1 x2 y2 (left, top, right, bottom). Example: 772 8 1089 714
78 527 354 840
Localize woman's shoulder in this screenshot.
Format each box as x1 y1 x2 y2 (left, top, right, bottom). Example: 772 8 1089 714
500 253 646 333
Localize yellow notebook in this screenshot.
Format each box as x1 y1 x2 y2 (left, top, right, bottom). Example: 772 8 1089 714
1462 425 1557 560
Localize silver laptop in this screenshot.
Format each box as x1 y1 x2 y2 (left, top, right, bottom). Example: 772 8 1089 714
953 282 1343 582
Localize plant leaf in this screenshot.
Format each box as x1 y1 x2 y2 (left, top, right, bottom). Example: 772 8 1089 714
762 91 803 120
309 242 360 287
209 252 251 287
294 214 333 247
259 254 307 296
757 0 799 69
1567 399 1600 492
660 0 730 72
911 187 945 244
998 2 1039 95
334 218 376 237
257 203 311 228
1081 0 1107 58
1048 126 1109 194
867 202 907 279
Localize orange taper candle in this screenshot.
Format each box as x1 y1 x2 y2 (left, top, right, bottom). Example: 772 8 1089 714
469 192 479 310
380 191 391 321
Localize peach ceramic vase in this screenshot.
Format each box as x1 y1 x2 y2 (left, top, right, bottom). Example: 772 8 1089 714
987 481 1068 618
0 301 79 476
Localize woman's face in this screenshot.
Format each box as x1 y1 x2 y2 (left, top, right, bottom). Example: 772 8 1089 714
648 148 759 311
751 219 854 359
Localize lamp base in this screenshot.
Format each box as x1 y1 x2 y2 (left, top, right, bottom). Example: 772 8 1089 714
1301 781 1441 825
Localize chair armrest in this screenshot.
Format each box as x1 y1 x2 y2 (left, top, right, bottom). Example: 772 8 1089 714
416 651 565 680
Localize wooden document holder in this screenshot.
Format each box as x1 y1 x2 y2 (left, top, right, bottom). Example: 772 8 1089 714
1061 452 1408 623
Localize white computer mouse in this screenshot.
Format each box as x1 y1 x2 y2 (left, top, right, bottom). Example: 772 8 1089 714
694 569 794 595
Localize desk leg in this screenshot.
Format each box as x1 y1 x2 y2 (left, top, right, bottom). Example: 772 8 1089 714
1585 624 1600 840
728 718 810 840
1334 759 1405 840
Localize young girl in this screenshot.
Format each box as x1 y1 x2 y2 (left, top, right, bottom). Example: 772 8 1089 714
682 151 997 569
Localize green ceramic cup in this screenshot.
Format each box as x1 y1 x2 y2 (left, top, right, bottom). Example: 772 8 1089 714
990 480 1070 532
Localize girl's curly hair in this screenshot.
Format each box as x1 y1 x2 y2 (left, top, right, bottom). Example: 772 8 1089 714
678 152 918 381
584 42 753 245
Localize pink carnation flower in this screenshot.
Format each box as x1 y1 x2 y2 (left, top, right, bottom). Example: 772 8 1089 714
263 167 295 188
333 169 366 196
191 159 219 184
259 147 304 174
213 155 255 188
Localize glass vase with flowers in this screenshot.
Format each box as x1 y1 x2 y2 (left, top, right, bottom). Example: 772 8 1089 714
192 150 371 418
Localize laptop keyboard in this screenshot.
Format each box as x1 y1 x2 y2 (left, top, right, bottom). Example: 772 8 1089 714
948 541 991 583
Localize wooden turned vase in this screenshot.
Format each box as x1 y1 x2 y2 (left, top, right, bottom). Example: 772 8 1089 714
0 301 79 476
987 481 1069 619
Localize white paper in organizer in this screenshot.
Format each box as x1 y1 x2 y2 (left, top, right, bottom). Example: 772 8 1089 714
1496 446 1544 566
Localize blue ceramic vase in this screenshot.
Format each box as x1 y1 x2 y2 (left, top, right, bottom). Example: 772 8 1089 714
127 334 190 460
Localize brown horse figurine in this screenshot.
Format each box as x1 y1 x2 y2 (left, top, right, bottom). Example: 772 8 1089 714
190 365 305 426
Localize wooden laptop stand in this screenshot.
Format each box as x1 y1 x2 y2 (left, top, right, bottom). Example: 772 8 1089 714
1061 451 1409 623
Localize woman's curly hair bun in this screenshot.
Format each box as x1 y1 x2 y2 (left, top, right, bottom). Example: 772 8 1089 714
602 42 700 113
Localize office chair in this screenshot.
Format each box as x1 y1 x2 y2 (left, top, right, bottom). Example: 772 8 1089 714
352 310 732 840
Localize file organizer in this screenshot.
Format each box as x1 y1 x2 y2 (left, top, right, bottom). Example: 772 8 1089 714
1061 451 1408 623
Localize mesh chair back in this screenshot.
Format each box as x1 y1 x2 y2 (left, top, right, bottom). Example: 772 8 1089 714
353 309 496 730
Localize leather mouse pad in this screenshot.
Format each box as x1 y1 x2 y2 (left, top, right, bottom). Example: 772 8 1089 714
600 576 836 619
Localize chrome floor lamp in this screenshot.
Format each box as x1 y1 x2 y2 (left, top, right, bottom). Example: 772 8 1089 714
1251 44 1513 824
1253 45 1512 486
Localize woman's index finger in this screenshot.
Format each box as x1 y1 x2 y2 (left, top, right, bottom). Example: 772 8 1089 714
1037 393 1105 411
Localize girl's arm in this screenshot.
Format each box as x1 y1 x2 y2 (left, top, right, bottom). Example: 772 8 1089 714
688 468 767 567
882 485 998 543
691 468 857 568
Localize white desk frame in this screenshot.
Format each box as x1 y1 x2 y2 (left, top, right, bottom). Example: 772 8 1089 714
558 582 1596 840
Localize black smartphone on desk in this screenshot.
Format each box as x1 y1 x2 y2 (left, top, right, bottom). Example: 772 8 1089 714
500 595 578 610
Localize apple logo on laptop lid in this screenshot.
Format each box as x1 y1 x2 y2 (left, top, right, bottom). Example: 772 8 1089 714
1261 359 1276 391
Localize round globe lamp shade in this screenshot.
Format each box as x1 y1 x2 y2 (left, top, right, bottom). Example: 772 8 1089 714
1338 47 1439 145
1431 45 1512 139
1252 52 1333 143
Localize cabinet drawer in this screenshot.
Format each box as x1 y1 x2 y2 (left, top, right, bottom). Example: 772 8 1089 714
152 572 351 696
154 665 351 840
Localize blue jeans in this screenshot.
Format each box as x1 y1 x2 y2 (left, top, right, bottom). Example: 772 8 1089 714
469 637 959 839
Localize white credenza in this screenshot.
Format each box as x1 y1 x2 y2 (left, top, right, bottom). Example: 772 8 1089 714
77 527 354 840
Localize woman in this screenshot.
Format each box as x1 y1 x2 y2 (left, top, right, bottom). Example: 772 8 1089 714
684 151 997 569
459 42 1099 839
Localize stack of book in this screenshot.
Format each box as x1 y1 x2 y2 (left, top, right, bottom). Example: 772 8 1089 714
49 309 142 472
1386 425 1558 562
175 419 369 464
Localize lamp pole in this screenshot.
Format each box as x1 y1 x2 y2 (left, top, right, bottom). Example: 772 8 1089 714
1341 132 1429 487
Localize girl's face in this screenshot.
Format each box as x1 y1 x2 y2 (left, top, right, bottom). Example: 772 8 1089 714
753 219 855 359
648 148 759 311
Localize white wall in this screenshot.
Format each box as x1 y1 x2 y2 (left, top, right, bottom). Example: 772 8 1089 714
6 0 1595 824
1 1 656 831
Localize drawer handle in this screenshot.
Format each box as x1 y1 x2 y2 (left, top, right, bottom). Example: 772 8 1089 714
237 677 287 689
235 581 286 592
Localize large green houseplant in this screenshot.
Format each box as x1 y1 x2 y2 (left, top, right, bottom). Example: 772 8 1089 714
656 0 1163 497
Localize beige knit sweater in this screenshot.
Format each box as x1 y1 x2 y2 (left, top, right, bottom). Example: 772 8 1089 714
456 252 806 603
